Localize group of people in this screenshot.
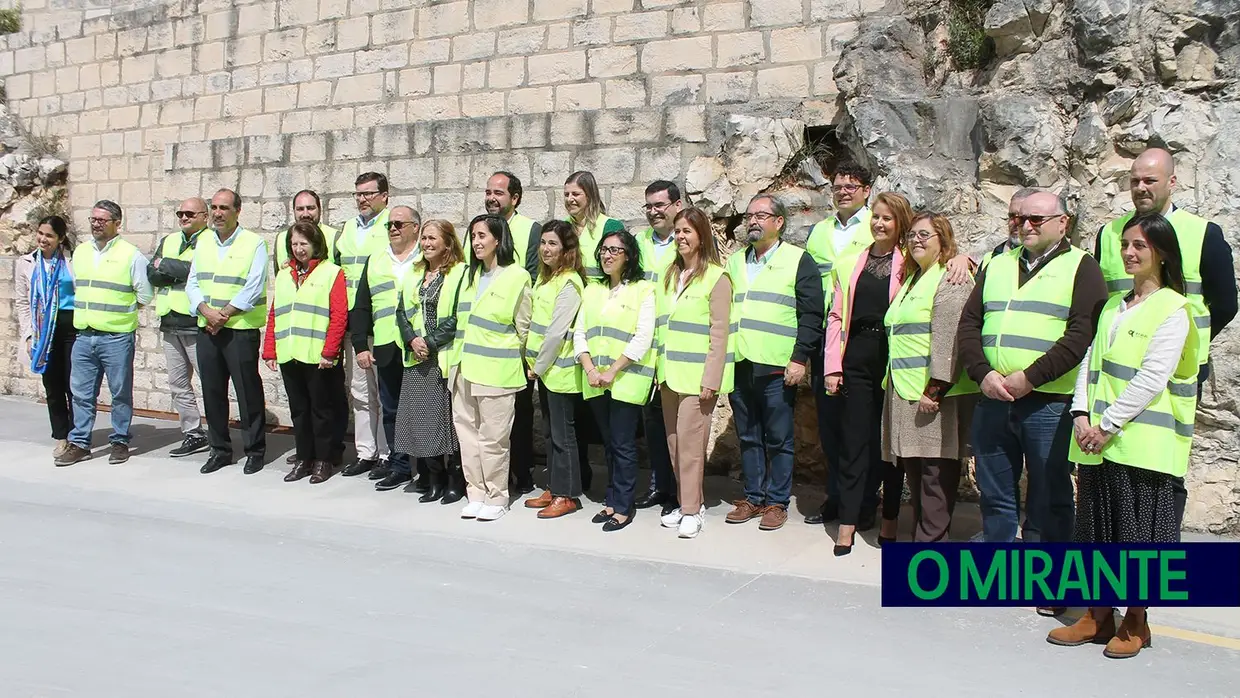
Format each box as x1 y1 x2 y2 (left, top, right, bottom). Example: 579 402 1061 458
16 148 1235 657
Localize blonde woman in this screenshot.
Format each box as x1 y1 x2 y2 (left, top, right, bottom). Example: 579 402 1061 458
564 170 625 280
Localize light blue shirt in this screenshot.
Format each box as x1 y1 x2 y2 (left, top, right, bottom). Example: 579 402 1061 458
745 240 781 283
185 226 269 317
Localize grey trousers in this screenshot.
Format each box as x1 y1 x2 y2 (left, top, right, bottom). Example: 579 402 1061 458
162 330 205 436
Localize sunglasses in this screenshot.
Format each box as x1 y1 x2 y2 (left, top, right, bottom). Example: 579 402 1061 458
176 210 204 218
386 221 415 231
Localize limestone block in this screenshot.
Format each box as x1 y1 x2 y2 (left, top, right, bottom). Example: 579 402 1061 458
651 74 702 105
370 123 409 157
237 4 278 36
556 82 603 111
639 146 682 181
594 0 635 13
498 26 546 56
398 67 432 97
810 0 887 21
462 92 508 118
319 0 350 21
641 36 712 72
152 78 183 100
247 134 288 165
604 78 647 109
666 104 707 143
315 53 355 80
229 35 264 67
279 0 318 27
333 17 369 53
355 100 408 128
613 12 668 42
122 55 155 84
453 33 498 62
372 9 415 46
204 72 231 94
671 7 701 34
433 64 462 94
54 66 78 94
771 27 823 63
306 24 336 55
530 150 573 186
100 61 121 88
407 95 461 120
195 94 223 121
487 57 525 89
223 89 264 118
95 32 117 60
474 0 531 30
756 65 810 99
419 2 470 39
263 166 309 199
174 140 213 169
431 117 508 153
282 112 314 133
109 105 141 129
196 42 225 72
704 71 754 104
264 28 305 62
409 39 453 66
156 47 194 78
147 23 174 53
334 73 386 105
389 158 436 189
528 50 587 84
420 192 468 222
533 0 588 21
329 129 370 160
572 147 636 184
117 28 146 57
463 63 487 90
159 98 195 125
703 2 744 31
588 45 637 78
65 37 95 64
751 0 805 27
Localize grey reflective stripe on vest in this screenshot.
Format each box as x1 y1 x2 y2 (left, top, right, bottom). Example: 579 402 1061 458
1168 381 1198 397
890 356 930 370
373 306 397 321
529 321 548 335
370 280 397 295
78 279 135 293
738 318 797 338
983 301 1007 313
980 334 1056 352
643 270 657 281
346 279 359 290
340 255 369 265
1107 278 1135 293
1091 369 1199 399
1100 358 1138 381
889 322 931 336
593 359 656 379
458 302 472 313
656 314 669 327
741 290 796 308
274 326 327 340
198 272 247 286
1093 400 1194 438
586 326 634 343
1194 315 1211 329
984 299 1068 319
468 315 515 334
274 302 328 318
817 262 833 275
73 300 137 313
667 319 710 335
664 350 735 363
1185 281 1203 295
462 343 521 359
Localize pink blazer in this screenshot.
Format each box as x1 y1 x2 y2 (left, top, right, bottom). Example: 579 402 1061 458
824 244 905 375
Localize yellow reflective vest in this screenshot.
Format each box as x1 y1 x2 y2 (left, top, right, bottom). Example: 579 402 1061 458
726 242 806 368
73 237 140 333
455 264 531 389
273 261 341 364
193 228 269 331
884 262 979 400
655 264 735 396
526 271 584 395
579 279 656 405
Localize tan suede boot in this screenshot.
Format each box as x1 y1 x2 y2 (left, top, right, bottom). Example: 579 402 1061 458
1046 607 1116 646
1104 608 1152 659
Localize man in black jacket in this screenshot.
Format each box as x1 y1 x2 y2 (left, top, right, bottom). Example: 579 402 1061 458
148 197 210 457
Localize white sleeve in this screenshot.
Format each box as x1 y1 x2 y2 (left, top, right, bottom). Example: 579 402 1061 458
573 314 589 359
1100 308 1192 433
621 292 656 362
1071 345 1092 415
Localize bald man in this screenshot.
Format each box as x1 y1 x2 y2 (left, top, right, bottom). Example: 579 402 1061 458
148 196 210 457
1095 147 1238 531
958 191 1108 555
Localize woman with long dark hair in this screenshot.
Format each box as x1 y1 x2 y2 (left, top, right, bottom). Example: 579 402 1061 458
656 208 735 539
824 192 914 555
263 222 348 484
449 214 532 522
524 220 591 518
574 228 657 532
564 171 625 280
394 219 467 503
1049 212 1197 659
16 216 77 458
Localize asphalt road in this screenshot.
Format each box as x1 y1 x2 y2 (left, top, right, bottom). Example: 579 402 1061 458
1 397 1237 697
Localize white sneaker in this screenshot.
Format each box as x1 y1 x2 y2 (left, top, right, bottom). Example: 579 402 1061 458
461 501 484 519
660 508 683 528
476 504 508 521
678 512 703 539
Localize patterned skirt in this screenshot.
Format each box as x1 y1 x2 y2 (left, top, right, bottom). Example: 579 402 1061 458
394 361 459 458
1073 460 1179 544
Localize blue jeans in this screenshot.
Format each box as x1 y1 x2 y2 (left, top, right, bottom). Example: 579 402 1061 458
588 393 642 514
972 396 1075 543
68 331 136 448
730 363 797 507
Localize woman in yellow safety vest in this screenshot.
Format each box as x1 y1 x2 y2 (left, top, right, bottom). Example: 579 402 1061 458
394 219 467 504
655 208 735 540
824 191 913 555
1048 212 1199 659
523 220 591 519
450 214 532 522
881 212 977 543
575 228 657 532
262 221 348 485
564 170 625 280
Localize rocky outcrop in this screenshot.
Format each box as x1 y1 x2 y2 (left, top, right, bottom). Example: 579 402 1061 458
0 102 70 256
828 0 1240 532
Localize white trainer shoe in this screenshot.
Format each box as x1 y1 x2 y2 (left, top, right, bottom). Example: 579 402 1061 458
678 511 703 539
461 501 484 519
476 504 508 521
660 508 683 528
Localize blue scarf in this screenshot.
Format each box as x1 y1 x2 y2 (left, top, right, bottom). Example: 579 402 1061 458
29 251 64 374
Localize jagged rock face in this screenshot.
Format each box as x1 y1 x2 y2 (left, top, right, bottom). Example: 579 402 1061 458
0 103 70 256
833 0 1240 532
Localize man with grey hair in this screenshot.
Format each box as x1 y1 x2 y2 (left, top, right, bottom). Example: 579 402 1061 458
719 194 824 531
958 190 1107 558
980 187 1041 270
55 200 154 466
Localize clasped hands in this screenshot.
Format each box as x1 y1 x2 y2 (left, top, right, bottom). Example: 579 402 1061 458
1073 415 1112 455
980 369 1032 402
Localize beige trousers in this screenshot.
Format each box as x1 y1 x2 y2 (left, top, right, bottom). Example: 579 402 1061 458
661 386 717 515
452 372 515 506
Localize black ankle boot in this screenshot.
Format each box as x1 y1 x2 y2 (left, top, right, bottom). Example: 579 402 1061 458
440 455 465 505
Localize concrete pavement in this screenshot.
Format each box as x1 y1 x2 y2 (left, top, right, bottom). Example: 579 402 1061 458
1 396 1237 696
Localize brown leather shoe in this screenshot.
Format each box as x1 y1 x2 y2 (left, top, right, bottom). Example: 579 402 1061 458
525 490 555 509
1104 608 1151 659
726 500 763 524
1047 607 1116 646
108 442 130 465
758 505 788 531
537 497 580 519
284 460 311 482
54 443 92 467
309 460 334 484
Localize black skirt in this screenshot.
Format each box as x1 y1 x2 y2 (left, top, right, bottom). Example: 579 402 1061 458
1073 460 1179 544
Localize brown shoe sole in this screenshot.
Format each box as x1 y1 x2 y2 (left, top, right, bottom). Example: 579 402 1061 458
725 508 763 524
1046 633 1114 647
525 496 554 509
537 505 579 519
55 451 93 467
1103 638 1151 659
758 518 787 531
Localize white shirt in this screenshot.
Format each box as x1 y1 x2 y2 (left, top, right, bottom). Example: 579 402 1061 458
574 281 657 363
1071 299 1191 434
387 245 420 285
832 207 869 254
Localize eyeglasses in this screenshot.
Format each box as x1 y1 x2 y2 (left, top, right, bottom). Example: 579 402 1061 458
643 200 676 212
907 230 938 242
832 184 862 194
1013 214 1063 227
175 210 204 218
354 190 384 199
89 217 115 225
386 221 415 231
741 212 778 223
599 245 626 257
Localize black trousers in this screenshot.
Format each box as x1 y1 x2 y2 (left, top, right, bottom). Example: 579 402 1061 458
281 360 343 462
537 383 595 492
588 393 642 514
40 309 76 440
511 381 536 487
539 384 584 497
197 327 266 458
374 358 410 474
837 331 902 526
